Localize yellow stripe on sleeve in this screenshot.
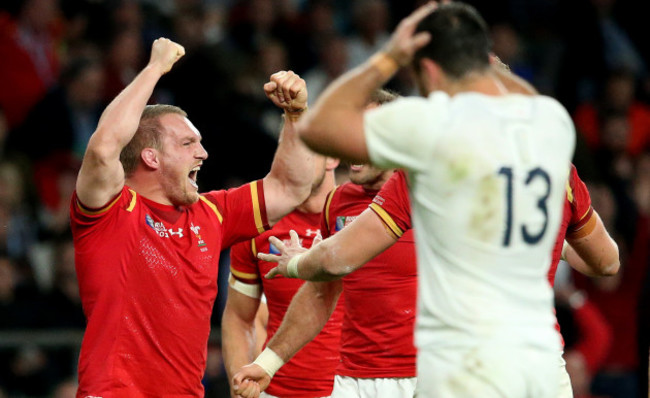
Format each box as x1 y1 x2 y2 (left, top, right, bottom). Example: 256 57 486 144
76 193 122 216
126 189 137 212
230 266 259 281
251 239 258 257
566 180 574 203
250 181 265 234
369 203 403 238
324 186 338 232
200 196 223 223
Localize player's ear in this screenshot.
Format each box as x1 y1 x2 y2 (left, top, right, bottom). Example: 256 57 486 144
326 157 340 171
419 58 443 92
141 148 160 170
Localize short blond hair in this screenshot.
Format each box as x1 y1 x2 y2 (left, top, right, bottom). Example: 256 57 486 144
119 105 187 176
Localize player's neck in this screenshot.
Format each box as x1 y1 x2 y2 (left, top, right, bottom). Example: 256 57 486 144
126 174 175 207
297 171 336 214
443 70 508 97
361 169 394 191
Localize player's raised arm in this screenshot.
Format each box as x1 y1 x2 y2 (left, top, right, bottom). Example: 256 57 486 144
262 208 397 281
232 280 342 395
261 71 315 226
563 211 620 277
295 3 437 163
75 38 184 208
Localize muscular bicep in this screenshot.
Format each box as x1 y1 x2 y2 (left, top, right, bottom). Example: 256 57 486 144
223 286 262 324
76 133 126 208
566 212 620 277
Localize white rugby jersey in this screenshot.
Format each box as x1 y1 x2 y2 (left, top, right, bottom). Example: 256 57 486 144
365 91 574 352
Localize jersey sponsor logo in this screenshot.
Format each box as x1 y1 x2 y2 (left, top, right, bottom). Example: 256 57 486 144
335 216 357 231
373 195 385 206
305 228 320 237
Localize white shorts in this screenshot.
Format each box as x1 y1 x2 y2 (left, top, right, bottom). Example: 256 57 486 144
416 346 559 398
331 375 417 398
557 355 573 398
261 392 330 398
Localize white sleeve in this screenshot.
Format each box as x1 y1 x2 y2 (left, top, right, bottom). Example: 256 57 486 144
364 95 443 173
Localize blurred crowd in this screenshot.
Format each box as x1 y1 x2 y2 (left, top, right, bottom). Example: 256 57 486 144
0 0 648 397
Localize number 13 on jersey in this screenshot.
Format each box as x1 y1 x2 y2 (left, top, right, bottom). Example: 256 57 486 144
498 166 551 247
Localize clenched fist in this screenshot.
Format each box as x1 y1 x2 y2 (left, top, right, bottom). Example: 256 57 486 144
264 71 308 113
149 37 185 75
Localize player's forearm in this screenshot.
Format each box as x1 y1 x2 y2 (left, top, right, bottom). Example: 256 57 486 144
293 238 361 281
297 54 393 163
222 309 259 386
264 113 315 225
266 281 341 362
89 65 163 159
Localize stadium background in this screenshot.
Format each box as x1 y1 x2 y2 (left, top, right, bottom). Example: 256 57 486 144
0 0 648 396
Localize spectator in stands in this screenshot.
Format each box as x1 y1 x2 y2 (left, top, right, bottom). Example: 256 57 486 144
304 34 349 100
573 182 648 398
574 68 650 157
346 0 390 69
0 0 61 130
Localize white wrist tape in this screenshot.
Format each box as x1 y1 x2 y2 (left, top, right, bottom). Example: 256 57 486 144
286 253 304 279
561 241 569 262
253 347 285 378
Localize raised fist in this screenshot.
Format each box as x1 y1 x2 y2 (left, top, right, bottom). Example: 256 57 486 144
264 71 308 113
149 38 185 75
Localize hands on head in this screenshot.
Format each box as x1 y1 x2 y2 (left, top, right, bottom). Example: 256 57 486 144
259 230 312 279
264 71 308 113
382 1 439 66
232 363 271 398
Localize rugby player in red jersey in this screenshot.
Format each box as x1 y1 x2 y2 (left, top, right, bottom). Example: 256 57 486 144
71 37 316 397
223 151 344 398
236 164 619 398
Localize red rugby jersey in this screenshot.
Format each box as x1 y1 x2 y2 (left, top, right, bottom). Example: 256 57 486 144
549 164 594 286
71 182 269 397
230 210 343 398
322 174 417 378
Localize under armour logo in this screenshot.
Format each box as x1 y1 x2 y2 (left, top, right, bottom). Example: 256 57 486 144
168 228 184 238
305 229 320 237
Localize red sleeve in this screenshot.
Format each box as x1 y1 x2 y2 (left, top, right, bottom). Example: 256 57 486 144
70 186 135 231
566 165 594 237
229 239 262 285
320 187 338 239
571 300 613 375
369 170 412 238
203 179 270 248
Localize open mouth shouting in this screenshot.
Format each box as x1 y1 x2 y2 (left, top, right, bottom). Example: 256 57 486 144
188 165 200 189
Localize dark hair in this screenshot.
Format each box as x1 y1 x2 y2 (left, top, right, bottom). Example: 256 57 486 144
368 88 399 105
413 2 491 80
119 105 187 176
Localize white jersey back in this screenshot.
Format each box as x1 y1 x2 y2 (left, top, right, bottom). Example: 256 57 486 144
365 91 574 352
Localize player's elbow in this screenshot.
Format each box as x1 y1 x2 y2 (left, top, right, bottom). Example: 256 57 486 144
595 243 620 277
598 257 620 277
